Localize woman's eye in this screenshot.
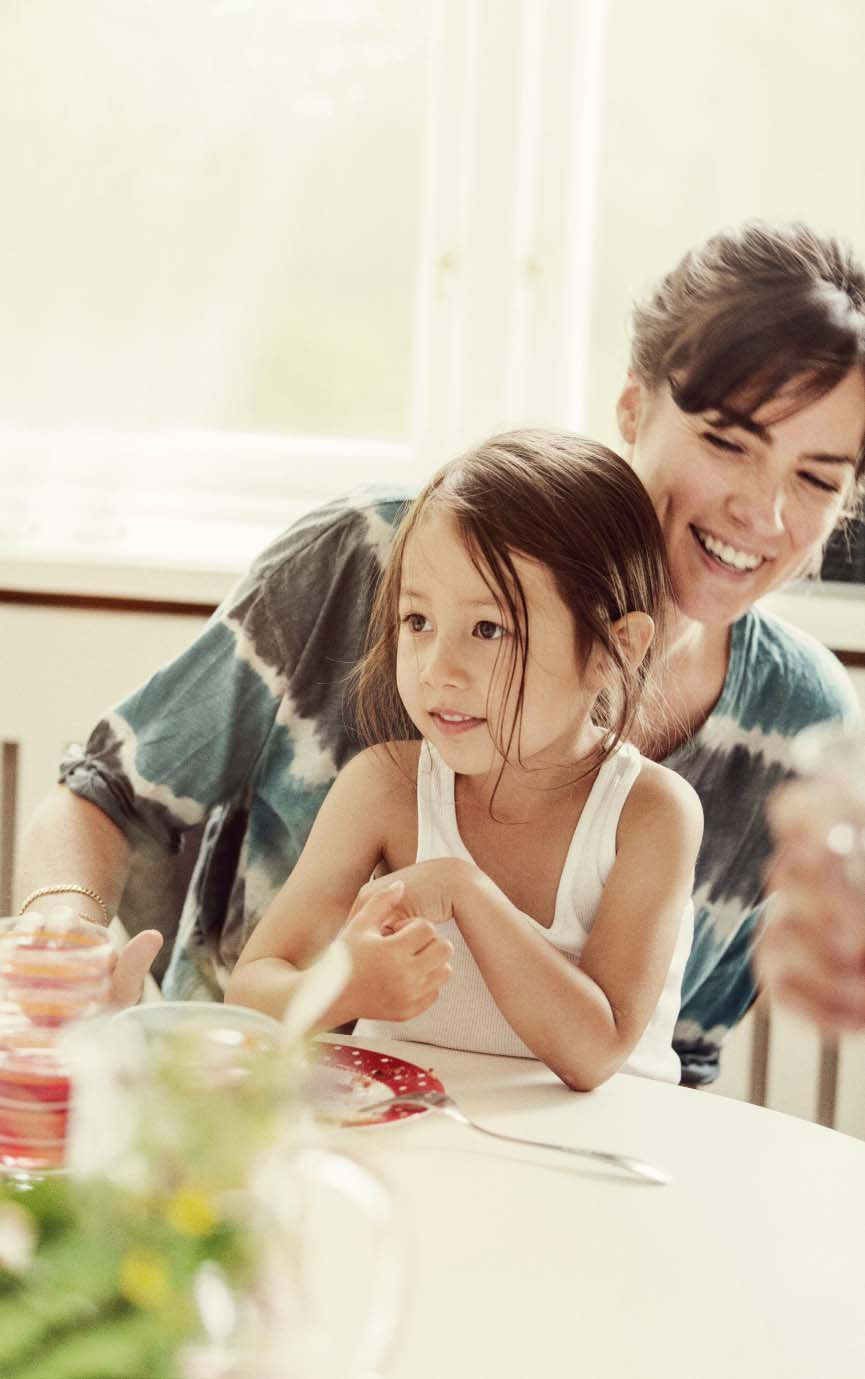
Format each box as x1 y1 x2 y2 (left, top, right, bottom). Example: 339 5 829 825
801 472 840 495
473 620 506 641
703 431 744 454
402 612 431 633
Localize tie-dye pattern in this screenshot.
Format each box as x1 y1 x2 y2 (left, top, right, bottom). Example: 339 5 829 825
59 489 860 1082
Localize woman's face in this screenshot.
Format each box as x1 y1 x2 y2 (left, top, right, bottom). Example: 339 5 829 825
617 367 865 629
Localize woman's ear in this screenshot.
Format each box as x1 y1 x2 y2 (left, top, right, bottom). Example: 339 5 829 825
610 611 655 670
616 373 645 448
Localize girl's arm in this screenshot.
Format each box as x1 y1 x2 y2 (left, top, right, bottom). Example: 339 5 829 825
371 762 702 1088
226 746 453 1029
453 763 702 1088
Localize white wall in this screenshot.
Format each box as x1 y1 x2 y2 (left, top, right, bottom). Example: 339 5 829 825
0 603 210 885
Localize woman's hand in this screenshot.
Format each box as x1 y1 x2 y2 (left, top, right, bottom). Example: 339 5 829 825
8 907 163 1009
108 929 164 1007
758 778 865 1032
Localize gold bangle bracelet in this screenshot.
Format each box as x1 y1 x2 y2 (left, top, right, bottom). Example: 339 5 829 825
19 884 110 926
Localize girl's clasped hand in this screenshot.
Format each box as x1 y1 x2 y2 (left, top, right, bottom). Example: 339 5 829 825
338 874 455 1024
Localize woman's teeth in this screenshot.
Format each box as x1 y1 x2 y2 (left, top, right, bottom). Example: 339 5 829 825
694 528 763 572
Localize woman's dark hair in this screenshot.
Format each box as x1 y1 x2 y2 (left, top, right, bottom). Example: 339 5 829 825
354 429 673 780
629 221 865 480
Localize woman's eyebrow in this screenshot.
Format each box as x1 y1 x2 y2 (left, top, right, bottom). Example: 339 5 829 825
709 412 856 465
801 452 856 467
708 410 770 441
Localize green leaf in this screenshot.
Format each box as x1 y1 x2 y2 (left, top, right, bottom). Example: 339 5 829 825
7 1310 180 1379
1 1177 77 1240
0 1230 124 1369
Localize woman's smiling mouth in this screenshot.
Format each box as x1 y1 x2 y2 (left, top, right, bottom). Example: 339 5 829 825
690 525 767 573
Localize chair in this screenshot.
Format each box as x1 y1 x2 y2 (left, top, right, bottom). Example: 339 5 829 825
1 739 19 917
747 1000 839 1129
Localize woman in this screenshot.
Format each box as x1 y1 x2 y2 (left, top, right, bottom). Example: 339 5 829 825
18 220 865 1084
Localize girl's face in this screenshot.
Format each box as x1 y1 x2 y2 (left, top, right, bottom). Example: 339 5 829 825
395 509 599 778
617 367 865 630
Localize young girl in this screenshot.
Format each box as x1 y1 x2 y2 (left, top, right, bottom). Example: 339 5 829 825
227 430 702 1089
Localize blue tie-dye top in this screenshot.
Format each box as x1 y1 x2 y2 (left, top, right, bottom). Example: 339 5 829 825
60 489 860 1084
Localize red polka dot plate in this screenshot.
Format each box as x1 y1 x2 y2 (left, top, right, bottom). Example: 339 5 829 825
310 1043 445 1127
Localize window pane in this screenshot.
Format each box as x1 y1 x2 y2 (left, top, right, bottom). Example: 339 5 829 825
0 1 432 438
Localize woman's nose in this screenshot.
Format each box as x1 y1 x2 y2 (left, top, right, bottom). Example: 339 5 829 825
727 469 786 538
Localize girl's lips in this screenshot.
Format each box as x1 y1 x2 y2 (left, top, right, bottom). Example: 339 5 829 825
429 711 485 736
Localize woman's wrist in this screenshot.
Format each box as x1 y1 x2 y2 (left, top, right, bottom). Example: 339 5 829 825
17 884 112 928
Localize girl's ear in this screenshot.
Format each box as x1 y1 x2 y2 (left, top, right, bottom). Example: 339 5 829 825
610 611 655 670
616 373 645 448
585 613 655 690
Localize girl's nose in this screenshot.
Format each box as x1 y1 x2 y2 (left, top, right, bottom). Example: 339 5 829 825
420 636 469 688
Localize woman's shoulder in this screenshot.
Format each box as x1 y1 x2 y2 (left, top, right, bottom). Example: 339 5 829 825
251 488 412 585
219 487 413 630
731 606 860 732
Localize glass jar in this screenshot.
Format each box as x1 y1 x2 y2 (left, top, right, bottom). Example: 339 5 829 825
791 724 865 889
61 1009 404 1379
0 912 113 1173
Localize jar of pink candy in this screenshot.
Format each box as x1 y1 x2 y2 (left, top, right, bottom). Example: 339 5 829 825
0 912 113 1174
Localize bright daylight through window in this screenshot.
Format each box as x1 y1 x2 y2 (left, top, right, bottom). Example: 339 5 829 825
0 1 604 578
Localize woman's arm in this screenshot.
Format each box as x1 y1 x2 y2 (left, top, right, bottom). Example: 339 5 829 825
16 788 164 1006
226 747 453 1029
18 788 131 920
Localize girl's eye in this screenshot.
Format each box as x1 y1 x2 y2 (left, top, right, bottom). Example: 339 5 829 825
703 431 744 455
473 620 506 641
402 612 431 633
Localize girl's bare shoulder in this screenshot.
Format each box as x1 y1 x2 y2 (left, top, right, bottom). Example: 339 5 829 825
622 756 703 843
349 743 421 870
345 741 422 803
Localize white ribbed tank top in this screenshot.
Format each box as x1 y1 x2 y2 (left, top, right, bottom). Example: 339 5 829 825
356 740 692 1083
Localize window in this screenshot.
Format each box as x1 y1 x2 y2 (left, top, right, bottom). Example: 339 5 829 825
0 0 606 576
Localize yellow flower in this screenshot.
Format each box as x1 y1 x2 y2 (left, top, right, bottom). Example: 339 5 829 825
119 1247 169 1309
165 1186 218 1238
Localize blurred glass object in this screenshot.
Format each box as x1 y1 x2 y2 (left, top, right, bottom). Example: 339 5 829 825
792 724 865 890
0 913 113 1174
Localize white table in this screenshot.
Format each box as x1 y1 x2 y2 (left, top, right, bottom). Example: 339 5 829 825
322 1034 865 1379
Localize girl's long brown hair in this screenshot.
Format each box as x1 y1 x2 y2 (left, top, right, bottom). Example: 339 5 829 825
354 430 673 783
